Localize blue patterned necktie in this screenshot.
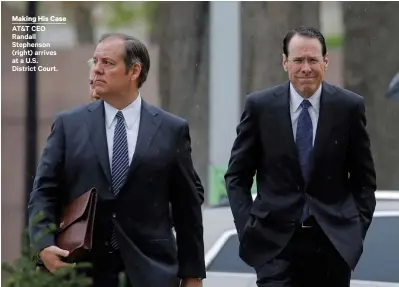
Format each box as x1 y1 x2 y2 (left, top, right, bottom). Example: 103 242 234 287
110 111 129 249
296 100 313 222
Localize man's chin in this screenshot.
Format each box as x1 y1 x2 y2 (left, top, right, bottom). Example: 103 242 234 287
299 85 318 97
93 88 107 97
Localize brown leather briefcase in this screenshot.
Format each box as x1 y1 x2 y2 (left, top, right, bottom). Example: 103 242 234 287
56 188 97 263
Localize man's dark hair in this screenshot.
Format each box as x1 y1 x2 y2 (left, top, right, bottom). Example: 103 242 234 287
283 27 327 58
99 33 150 88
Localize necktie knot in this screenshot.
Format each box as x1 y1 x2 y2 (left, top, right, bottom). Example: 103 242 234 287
116 111 124 121
301 100 311 110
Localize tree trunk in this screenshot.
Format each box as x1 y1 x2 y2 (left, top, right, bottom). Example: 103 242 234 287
241 2 320 98
154 2 210 189
343 2 399 189
63 2 95 44
73 4 95 44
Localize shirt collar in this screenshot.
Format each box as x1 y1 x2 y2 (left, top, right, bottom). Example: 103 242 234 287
289 82 321 114
104 93 142 129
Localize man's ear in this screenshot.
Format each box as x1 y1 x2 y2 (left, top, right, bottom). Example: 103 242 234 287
282 53 288 72
129 63 142 83
323 52 329 71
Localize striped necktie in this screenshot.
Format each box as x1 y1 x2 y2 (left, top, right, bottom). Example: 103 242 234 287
110 111 129 249
296 100 313 222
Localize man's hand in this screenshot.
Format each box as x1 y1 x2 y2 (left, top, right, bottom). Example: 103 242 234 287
180 278 203 287
39 245 73 273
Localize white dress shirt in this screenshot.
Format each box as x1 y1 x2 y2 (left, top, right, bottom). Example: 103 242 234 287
289 83 321 146
104 95 142 170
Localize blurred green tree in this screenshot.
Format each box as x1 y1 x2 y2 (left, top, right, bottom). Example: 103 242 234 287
54 2 157 44
343 2 399 189
2 213 128 286
1 213 92 287
105 1 158 38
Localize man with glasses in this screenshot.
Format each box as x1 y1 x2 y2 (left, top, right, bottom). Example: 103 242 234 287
225 27 376 287
29 33 205 287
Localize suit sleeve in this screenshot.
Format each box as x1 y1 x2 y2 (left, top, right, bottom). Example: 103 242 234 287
169 121 206 279
224 95 260 239
194 170 205 204
348 98 377 239
28 115 65 253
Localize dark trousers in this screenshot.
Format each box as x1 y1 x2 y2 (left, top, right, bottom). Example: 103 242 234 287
255 217 351 287
83 248 132 287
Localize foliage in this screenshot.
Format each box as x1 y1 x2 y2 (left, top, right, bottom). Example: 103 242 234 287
325 34 343 49
2 212 129 286
1 213 92 287
105 1 158 33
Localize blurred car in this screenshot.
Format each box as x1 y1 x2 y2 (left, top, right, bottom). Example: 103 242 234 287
203 192 399 287
387 71 399 100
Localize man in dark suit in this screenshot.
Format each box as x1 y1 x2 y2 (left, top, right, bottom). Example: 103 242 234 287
28 33 205 287
225 27 376 287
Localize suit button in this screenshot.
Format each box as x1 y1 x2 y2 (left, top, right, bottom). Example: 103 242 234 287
105 241 109 246
112 213 116 218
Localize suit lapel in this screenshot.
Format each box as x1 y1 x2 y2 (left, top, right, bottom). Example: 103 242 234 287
272 82 339 186
86 100 161 195
86 100 112 185
272 82 300 163
308 82 338 181
126 101 162 179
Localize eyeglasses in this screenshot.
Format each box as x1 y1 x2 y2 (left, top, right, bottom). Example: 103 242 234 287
88 58 94 68
87 58 117 70
287 57 324 66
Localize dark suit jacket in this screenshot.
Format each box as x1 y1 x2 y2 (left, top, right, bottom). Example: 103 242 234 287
225 81 376 270
28 99 206 286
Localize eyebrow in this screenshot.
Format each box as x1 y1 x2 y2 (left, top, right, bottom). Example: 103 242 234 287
292 56 319 59
91 56 116 64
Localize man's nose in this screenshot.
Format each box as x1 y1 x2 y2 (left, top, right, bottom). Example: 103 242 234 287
301 62 312 74
93 63 104 74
